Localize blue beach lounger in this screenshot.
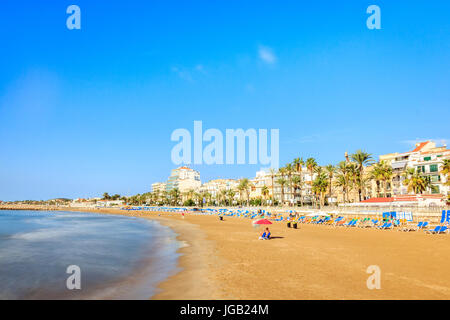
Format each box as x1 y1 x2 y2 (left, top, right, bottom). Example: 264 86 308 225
425 226 448 234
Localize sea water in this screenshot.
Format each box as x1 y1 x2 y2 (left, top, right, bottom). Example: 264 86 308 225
0 210 181 299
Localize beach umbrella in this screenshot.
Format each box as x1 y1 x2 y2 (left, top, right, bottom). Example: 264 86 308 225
253 219 272 225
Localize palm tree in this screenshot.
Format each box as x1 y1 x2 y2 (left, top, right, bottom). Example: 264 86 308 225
268 168 277 200
306 157 318 182
227 189 236 206
293 157 304 173
261 186 269 206
335 161 355 203
290 175 302 206
403 168 431 194
441 159 450 186
324 164 335 200
381 165 393 197
334 173 347 203
204 192 213 206
161 191 169 205
276 177 287 206
350 150 374 201
169 188 180 205
305 158 318 206
312 172 329 208
370 161 385 197
102 192 111 200
219 189 228 206
284 163 295 205
238 178 252 206
293 157 305 205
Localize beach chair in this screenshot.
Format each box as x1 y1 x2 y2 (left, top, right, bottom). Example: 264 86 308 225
334 217 345 227
377 222 389 229
440 210 446 224
370 219 379 227
401 221 424 232
359 219 376 228
343 219 356 227
425 226 448 234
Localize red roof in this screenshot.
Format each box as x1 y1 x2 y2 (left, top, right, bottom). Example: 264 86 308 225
412 141 430 152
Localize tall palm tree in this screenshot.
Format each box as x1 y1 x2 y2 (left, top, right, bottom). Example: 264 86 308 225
347 163 359 201
169 188 180 205
306 158 318 205
276 177 287 206
238 178 252 206
284 163 295 205
335 161 348 203
268 168 277 199
334 173 347 203
324 164 335 200
370 163 383 197
227 189 236 206
381 165 393 197
261 186 269 206
306 157 318 182
293 157 304 173
293 157 304 205
161 191 169 204
312 172 329 208
219 189 228 206
350 150 374 201
290 175 302 206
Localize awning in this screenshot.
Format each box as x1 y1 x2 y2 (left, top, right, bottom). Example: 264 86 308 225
391 161 407 169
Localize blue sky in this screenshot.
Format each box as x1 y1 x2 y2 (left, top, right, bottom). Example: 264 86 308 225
1 1 449 200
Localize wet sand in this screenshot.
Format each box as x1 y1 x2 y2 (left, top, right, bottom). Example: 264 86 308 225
2 205 450 299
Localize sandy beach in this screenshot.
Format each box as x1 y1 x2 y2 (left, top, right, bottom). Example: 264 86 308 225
2 205 450 299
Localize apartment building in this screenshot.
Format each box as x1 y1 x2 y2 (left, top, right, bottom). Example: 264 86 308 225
151 182 166 193
165 166 201 193
379 141 449 197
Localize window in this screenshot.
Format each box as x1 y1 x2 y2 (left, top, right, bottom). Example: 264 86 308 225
430 185 440 194
430 175 441 183
424 156 431 161
417 166 425 173
430 164 438 172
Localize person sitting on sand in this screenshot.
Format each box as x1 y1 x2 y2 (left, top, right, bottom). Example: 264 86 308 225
258 228 271 240
258 230 267 240
264 228 271 240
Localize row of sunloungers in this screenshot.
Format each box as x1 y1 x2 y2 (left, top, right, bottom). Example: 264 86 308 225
123 206 449 234
295 215 449 234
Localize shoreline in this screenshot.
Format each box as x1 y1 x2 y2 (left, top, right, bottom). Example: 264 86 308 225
0 206 220 300
2 205 450 299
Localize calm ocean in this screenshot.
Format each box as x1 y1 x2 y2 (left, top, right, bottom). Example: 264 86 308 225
0 210 181 299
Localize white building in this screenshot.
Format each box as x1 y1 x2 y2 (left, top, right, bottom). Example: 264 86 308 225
165 166 201 193
381 141 450 197
199 179 238 199
151 182 166 193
